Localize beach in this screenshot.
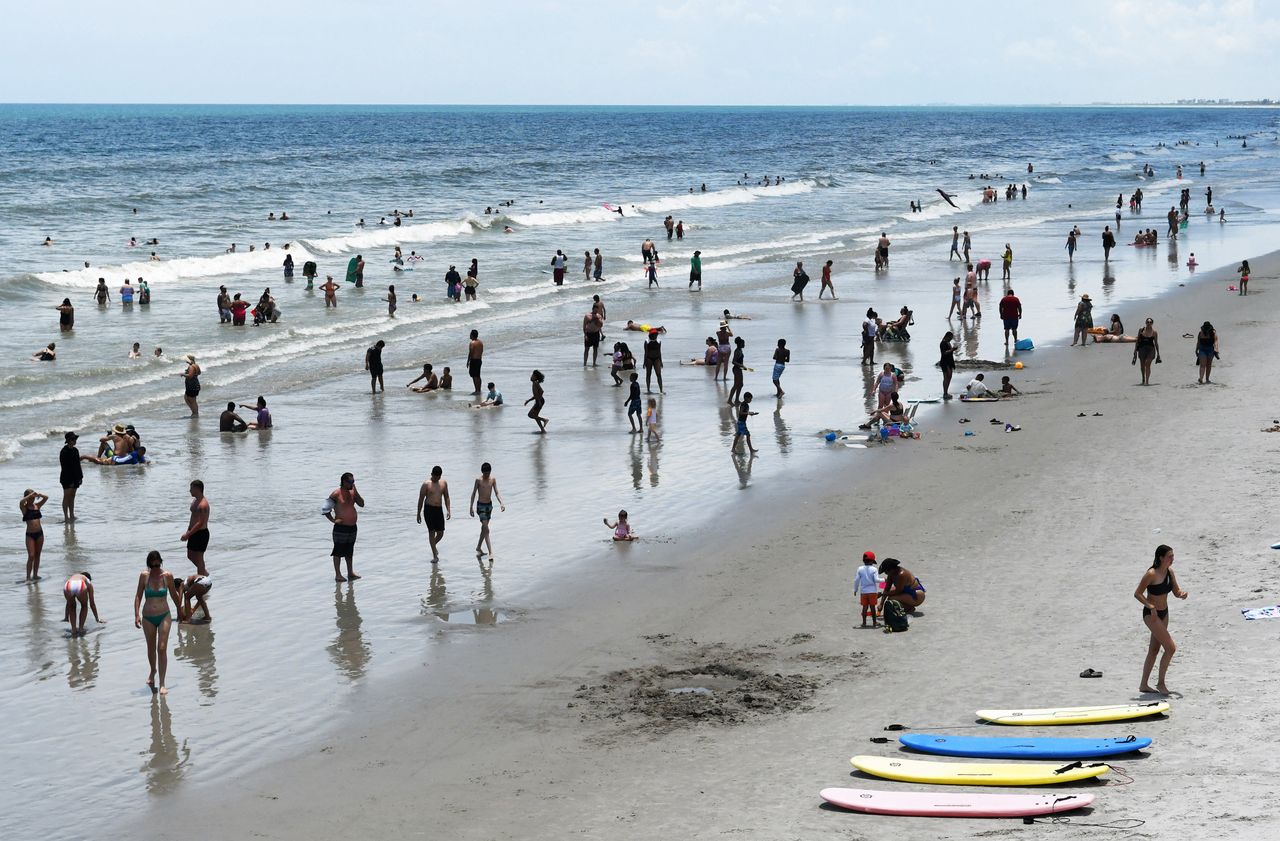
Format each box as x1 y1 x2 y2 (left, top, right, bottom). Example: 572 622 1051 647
1 106 1278 840
126 250 1280 840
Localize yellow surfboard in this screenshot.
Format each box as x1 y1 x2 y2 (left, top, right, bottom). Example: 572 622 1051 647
851 755 1109 786
976 702 1170 726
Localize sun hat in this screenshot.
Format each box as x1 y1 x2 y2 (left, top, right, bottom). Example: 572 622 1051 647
64 431 78 442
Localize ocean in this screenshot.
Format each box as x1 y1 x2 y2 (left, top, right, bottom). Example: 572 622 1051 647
1 105 1278 838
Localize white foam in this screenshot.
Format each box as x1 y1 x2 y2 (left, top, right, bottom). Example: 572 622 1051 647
301 216 493 253
1036 176 1063 184
34 246 321 288
1107 152 1137 161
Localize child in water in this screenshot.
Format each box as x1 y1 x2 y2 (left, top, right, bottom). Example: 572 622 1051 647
604 510 636 541
999 376 1022 397
645 398 661 442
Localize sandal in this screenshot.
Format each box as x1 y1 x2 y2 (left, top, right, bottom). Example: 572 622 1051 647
989 418 1002 425
958 418 971 424
1079 668 1103 679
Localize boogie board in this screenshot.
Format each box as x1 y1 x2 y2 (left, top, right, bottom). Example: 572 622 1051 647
959 395 1000 403
820 787 1094 818
899 733 1151 760
851 755 1109 786
977 701 1169 726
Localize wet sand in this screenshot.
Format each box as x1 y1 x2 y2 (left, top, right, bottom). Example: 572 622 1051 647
133 251 1280 838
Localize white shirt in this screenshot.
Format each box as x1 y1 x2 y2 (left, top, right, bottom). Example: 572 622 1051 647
966 378 992 397
552 254 566 269
855 564 880 595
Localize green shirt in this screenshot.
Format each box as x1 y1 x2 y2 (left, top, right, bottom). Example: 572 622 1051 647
690 255 701 273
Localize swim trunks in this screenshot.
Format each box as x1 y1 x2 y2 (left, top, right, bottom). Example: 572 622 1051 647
736 420 748 435
772 362 785 381
187 528 210 553
331 523 357 557
185 378 201 397
476 501 493 522
584 332 600 349
424 505 446 532
628 398 642 415
859 593 879 608
468 358 482 378
1002 318 1019 331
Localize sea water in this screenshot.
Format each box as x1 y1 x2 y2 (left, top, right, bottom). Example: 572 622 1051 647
1 105 1278 839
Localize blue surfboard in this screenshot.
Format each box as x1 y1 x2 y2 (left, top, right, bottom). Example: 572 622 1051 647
899 733 1151 760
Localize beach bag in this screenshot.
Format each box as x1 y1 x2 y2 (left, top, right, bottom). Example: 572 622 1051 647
883 599 910 633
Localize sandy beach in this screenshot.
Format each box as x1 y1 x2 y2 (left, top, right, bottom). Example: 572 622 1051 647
131 250 1280 840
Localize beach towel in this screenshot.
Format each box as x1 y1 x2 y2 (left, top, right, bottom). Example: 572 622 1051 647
1240 605 1280 621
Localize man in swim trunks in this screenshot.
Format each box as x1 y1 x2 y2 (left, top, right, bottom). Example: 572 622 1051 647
583 310 603 367
998 287 1022 345
181 479 211 576
325 472 363 581
219 402 248 432
469 462 506 559
467 329 484 395
416 465 451 564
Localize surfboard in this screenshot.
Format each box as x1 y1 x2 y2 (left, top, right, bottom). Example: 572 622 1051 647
959 395 1000 402
1270 542 1280 550
851 755 1109 786
908 398 942 404
899 733 1152 760
977 701 1170 726
820 787 1094 818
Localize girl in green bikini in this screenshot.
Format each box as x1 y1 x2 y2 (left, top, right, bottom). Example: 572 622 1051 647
134 550 182 695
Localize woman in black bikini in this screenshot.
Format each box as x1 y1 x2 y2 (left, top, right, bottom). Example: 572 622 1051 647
20 489 48 581
1134 544 1188 695
180 354 201 417
939 331 957 399
1132 318 1160 386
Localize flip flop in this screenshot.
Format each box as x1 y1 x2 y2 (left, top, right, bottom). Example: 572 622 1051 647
1076 412 1087 417
989 418 1002 425
1093 412 1104 417
1079 668 1103 678
958 418 971 424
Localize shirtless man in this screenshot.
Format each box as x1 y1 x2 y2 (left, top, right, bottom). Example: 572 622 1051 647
180 479 211 576
469 462 507 558
324 472 364 581
583 310 603 367
416 465 451 564
467 329 484 395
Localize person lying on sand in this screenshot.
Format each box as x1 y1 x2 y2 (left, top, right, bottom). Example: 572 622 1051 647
1092 314 1137 343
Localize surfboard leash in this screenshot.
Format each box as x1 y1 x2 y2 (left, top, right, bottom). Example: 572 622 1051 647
1025 816 1146 830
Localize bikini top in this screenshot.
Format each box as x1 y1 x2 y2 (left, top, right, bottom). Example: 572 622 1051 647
1147 572 1174 596
144 577 169 599
23 508 41 521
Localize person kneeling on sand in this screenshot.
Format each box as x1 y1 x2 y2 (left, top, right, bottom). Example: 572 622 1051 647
964 373 994 398
605 510 636 541
878 558 925 613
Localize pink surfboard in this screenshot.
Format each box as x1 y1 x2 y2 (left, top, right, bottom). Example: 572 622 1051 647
820 787 1094 818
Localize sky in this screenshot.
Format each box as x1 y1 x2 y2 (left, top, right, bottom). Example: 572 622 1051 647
3 0 1279 105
